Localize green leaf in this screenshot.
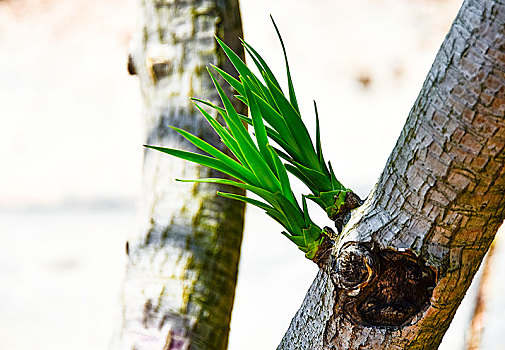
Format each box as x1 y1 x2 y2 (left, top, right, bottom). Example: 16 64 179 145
266 211 292 233
168 125 257 184
268 145 296 205
271 15 300 114
318 189 347 217
145 145 247 182
235 94 247 105
306 194 325 210
176 178 278 207
313 101 329 175
217 191 274 211
237 76 278 115
253 92 300 153
271 146 293 163
242 76 275 171
241 39 283 93
215 36 253 77
192 102 250 169
334 190 348 209
305 238 323 259
263 74 318 168
191 98 249 127
215 37 279 113
191 97 225 114
208 68 252 146
215 36 266 99
291 160 332 191
282 232 307 251
210 64 245 96
192 102 235 144
301 195 311 227
328 161 345 190
303 224 322 244
285 164 319 195
177 177 298 237
208 68 282 192
273 192 305 236
236 114 299 159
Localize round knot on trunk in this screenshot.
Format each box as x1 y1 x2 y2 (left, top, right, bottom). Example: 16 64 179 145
334 243 437 328
335 242 378 296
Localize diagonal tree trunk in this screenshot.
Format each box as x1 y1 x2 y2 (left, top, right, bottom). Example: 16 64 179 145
279 0 505 348
114 1 245 349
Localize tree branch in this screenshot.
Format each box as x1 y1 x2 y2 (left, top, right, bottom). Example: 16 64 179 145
279 0 505 348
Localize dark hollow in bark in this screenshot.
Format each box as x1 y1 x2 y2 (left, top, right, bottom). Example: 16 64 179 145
151 62 173 82
335 243 436 328
127 53 136 75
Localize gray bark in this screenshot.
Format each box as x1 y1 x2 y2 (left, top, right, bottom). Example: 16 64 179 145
279 0 505 348
114 1 245 349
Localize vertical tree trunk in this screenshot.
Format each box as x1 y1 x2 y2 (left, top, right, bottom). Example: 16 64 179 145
115 1 245 349
279 0 505 348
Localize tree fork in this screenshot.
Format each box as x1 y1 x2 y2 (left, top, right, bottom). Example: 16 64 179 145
279 0 505 348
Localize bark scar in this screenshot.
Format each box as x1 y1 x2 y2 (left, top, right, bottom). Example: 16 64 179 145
333 242 437 328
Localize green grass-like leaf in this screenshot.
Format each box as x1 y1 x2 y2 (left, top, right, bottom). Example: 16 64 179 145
211 19 352 217
208 68 282 192
270 15 300 114
144 22 359 259
168 125 257 183
146 46 326 258
144 145 247 182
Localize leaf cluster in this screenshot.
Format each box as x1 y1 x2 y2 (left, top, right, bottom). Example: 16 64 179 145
208 18 349 219
146 18 351 259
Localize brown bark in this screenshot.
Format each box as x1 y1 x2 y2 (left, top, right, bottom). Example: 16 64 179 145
114 1 245 349
279 0 505 348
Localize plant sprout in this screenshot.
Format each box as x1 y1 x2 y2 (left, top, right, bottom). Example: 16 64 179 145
145 18 361 261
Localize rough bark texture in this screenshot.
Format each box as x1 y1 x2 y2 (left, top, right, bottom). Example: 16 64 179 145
279 0 505 348
115 1 245 349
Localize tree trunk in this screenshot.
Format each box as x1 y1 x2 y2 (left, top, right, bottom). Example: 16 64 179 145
114 1 245 349
279 0 505 348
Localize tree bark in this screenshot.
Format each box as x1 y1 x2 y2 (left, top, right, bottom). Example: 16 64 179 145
279 0 505 348
115 1 245 349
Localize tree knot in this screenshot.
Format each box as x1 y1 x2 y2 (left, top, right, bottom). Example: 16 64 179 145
333 242 437 328
335 241 378 296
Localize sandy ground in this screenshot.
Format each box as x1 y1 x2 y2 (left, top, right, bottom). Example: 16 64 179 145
1 0 503 349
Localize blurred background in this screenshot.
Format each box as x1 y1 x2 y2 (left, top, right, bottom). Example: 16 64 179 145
1 0 503 349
